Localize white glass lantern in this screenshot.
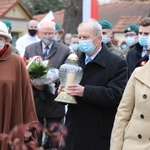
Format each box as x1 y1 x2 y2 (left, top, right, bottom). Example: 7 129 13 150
55 53 83 104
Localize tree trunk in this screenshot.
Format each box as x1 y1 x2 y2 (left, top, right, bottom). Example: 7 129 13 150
63 0 82 34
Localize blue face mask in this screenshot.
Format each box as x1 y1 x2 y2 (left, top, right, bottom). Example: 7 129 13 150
121 44 127 50
65 40 70 45
53 36 59 42
102 35 109 44
138 35 148 47
125 37 135 46
79 39 95 54
71 43 79 51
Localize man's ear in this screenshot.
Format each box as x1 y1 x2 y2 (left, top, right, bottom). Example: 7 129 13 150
97 35 102 41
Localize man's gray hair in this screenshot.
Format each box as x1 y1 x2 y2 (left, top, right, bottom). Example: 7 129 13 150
38 19 56 30
77 19 102 36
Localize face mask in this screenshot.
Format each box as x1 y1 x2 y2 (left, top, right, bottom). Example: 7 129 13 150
71 44 79 51
125 37 135 46
53 36 59 42
28 29 38 37
41 37 53 46
102 35 109 44
79 39 96 54
138 35 148 47
121 44 127 50
0 40 5 50
65 40 70 45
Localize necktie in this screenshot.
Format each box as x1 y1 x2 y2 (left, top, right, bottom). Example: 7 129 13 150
86 57 92 64
43 46 49 60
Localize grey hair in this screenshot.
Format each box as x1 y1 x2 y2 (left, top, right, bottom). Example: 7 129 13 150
38 19 56 30
77 19 102 36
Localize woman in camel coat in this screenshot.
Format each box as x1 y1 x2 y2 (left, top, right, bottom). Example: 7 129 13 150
110 59 150 150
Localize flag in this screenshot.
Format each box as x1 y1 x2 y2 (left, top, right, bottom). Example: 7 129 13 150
82 0 98 22
41 10 55 22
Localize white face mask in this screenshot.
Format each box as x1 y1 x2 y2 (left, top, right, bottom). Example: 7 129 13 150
0 40 5 50
41 37 53 46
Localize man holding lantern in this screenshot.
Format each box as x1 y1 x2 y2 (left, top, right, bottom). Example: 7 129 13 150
60 19 128 150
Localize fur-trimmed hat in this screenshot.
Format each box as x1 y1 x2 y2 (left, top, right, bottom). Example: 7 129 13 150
0 21 12 42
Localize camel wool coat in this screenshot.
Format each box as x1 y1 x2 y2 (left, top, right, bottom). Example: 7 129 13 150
0 44 38 150
110 60 150 150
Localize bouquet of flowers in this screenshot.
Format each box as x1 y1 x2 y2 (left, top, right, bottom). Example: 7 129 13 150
26 56 59 86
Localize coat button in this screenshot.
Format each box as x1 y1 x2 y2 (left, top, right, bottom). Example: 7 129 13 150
140 114 144 119
143 94 147 99
138 134 142 139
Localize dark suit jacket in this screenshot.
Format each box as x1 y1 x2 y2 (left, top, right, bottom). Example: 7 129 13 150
63 43 128 150
24 40 70 118
126 43 143 78
136 54 149 67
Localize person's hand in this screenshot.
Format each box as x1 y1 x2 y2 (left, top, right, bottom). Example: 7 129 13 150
24 131 32 141
66 84 84 97
58 84 64 94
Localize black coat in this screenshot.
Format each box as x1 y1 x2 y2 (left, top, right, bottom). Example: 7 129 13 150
136 54 149 67
126 43 143 77
24 41 70 118
63 44 128 150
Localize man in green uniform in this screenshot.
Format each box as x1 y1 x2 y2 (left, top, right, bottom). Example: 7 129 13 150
98 20 125 58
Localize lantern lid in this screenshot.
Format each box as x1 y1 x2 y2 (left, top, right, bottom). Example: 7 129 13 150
67 53 79 62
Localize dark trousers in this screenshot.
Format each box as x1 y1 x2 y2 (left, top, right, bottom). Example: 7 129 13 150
38 117 63 148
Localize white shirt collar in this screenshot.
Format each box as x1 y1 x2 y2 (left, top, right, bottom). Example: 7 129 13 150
85 46 102 62
141 47 148 57
42 41 53 53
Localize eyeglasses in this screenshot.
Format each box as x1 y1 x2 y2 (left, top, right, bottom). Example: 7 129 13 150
125 34 137 38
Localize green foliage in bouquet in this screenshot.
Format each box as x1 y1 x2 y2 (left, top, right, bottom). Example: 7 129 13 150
28 61 49 79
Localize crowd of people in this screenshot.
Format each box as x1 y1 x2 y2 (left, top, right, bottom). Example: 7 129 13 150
0 16 150 150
